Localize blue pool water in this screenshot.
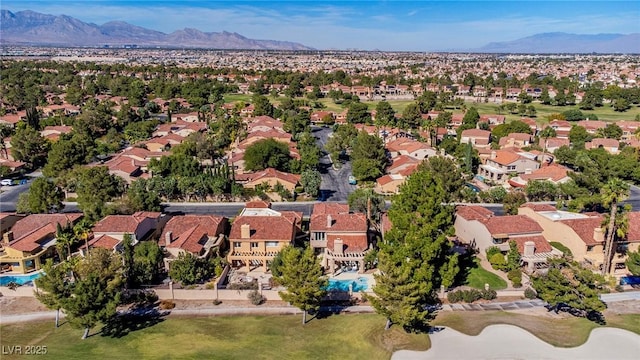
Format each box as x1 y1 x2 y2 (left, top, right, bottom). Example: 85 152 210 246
465 183 481 193
620 276 640 285
0 272 42 286
326 277 369 292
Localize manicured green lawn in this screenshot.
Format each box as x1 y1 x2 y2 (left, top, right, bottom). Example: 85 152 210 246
0 314 429 360
223 93 252 104
433 311 640 348
464 262 508 290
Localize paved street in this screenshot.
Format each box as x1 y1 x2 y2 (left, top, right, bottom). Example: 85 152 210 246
312 126 357 202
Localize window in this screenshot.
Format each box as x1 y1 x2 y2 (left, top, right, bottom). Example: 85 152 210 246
313 232 326 241
233 242 241 248
266 241 278 247
250 242 259 249
586 245 594 252
507 165 516 171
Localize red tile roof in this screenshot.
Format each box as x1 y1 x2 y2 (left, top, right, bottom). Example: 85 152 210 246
625 212 640 243
11 214 82 240
483 215 542 236
490 150 521 166
559 216 604 245
520 203 557 212
9 224 57 252
161 215 227 253
88 234 120 250
312 203 350 216
456 206 494 221
327 233 368 253
229 216 296 242
92 212 159 234
310 212 367 232
512 235 552 254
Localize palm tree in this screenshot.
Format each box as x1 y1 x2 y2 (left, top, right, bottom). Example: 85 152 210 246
601 178 630 275
73 218 93 257
55 224 75 260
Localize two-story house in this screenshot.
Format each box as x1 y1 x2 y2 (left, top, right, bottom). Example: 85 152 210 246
479 150 540 183
309 203 369 274
161 215 229 269
227 201 302 271
454 206 561 273
0 214 83 273
89 212 165 252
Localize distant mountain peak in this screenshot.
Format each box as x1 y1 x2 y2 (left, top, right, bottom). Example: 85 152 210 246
477 32 639 53
0 9 314 50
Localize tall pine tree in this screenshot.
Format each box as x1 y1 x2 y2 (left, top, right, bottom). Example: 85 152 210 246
276 246 328 324
369 165 459 331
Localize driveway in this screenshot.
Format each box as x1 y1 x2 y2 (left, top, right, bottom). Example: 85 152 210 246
312 126 356 202
392 325 640 360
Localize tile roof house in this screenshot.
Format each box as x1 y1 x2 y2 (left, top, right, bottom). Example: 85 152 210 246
508 164 571 188
309 203 369 274
460 129 492 149
235 168 301 195
479 150 540 184
0 214 83 274
454 206 561 272
89 212 165 252
498 133 533 148
539 137 570 153
585 138 620 154
227 202 302 271
161 215 229 261
516 207 631 275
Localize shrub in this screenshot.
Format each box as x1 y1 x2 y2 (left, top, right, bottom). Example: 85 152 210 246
489 253 507 271
248 290 265 305
485 246 502 259
447 289 494 303
480 288 497 300
159 300 176 310
508 269 523 288
524 287 537 299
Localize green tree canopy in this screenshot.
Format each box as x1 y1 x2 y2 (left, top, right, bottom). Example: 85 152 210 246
63 248 124 339
369 165 459 331
169 252 214 286
346 102 371 124
244 138 291 172
300 169 322 197
347 188 385 222
351 131 387 181
275 246 328 324
375 101 396 126
17 177 64 214
10 126 49 168
532 257 607 316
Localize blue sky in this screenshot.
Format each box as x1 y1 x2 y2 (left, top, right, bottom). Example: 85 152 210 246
3 1 639 51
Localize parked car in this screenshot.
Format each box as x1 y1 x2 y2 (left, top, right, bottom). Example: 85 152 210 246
1 179 14 186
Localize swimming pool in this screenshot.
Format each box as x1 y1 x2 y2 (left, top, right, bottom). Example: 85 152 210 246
326 277 369 292
620 276 640 285
0 272 42 286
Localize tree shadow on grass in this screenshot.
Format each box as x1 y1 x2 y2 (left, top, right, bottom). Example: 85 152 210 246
452 248 478 287
100 307 170 338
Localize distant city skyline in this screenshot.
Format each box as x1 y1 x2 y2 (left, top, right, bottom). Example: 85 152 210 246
3 1 639 51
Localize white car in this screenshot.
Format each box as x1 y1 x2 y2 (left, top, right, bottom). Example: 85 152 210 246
1 179 13 186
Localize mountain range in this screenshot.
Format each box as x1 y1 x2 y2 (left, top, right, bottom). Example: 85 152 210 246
0 10 313 50
1 10 638 53
476 32 640 54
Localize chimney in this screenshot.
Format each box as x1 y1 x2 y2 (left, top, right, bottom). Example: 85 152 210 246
490 151 497 160
593 227 604 242
165 231 172 246
334 238 344 254
241 224 251 239
524 241 535 256
3 231 14 244
327 215 333 228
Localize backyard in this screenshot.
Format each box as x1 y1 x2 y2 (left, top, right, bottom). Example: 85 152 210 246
464 261 508 290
